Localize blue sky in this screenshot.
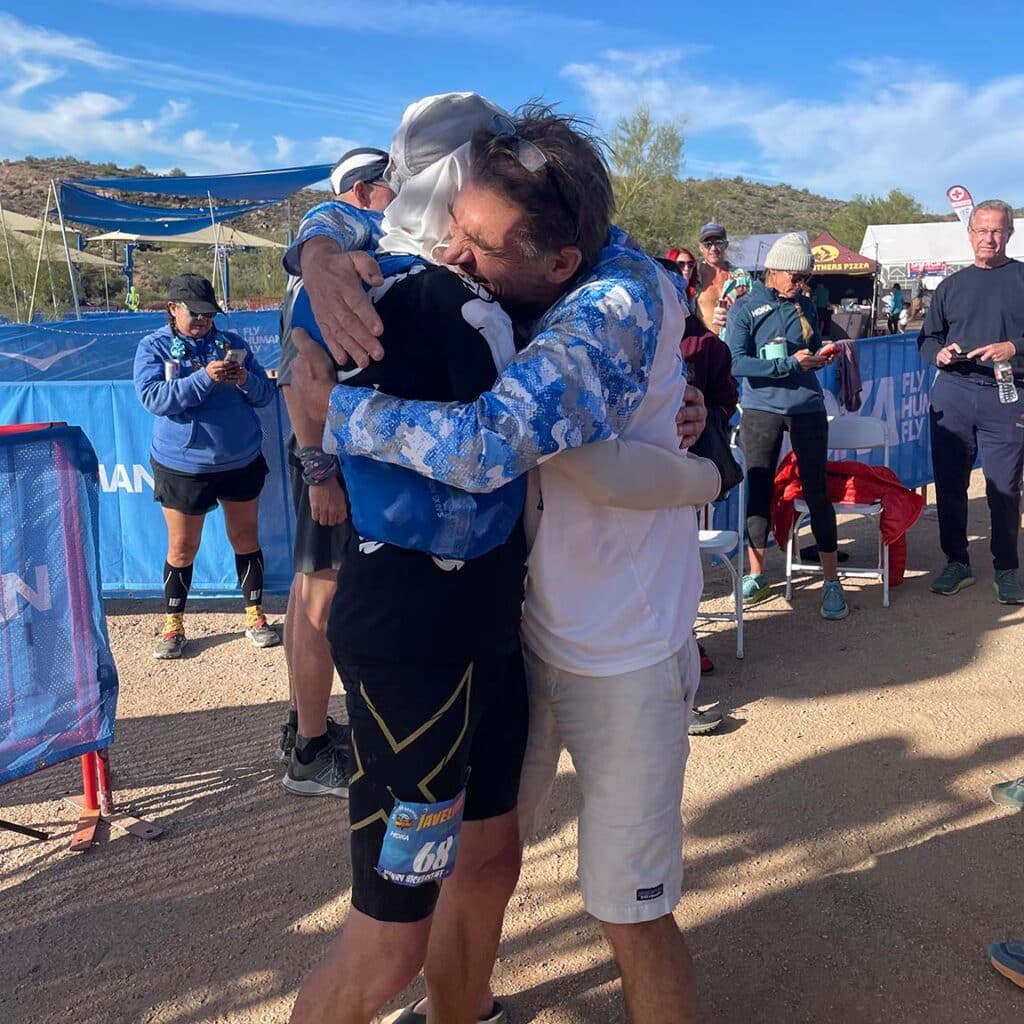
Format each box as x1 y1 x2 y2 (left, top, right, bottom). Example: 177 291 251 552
1 1 1021 210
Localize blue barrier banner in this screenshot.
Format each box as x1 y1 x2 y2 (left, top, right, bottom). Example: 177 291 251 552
817 331 935 489
0 310 282 382
0 425 118 785
0 383 294 597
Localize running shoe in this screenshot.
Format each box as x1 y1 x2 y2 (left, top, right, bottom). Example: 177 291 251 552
821 579 850 620
689 706 724 736
741 574 771 605
930 561 975 596
991 776 1024 810
394 1000 508 1023
989 941 1024 988
245 605 281 649
283 741 349 798
277 716 349 765
153 614 187 660
994 569 1024 605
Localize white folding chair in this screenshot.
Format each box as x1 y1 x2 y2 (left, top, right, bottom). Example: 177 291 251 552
697 445 746 658
785 415 891 607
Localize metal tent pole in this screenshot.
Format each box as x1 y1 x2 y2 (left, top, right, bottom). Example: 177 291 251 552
27 189 53 323
52 180 82 320
0 201 22 322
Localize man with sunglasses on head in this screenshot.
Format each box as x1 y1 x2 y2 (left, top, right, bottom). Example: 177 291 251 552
695 222 752 338
275 147 394 797
288 98 712 1024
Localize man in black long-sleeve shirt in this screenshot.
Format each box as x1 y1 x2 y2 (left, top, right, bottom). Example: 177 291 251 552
918 198 1024 603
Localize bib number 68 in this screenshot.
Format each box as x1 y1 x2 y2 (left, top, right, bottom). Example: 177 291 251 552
412 835 455 874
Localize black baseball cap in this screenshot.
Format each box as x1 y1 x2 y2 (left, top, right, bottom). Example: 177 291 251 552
167 273 222 314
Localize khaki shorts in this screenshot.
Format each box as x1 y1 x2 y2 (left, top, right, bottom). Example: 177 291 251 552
517 638 699 924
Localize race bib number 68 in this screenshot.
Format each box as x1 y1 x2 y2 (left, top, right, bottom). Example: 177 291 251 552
376 789 466 887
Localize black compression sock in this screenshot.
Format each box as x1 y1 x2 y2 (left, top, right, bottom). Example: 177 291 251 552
295 731 329 765
163 561 193 616
287 708 298 729
235 548 264 607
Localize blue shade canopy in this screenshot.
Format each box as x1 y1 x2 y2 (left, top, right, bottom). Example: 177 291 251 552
70 164 333 202
58 184 276 229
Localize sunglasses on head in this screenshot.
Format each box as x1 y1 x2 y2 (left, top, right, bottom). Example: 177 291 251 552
488 114 580 245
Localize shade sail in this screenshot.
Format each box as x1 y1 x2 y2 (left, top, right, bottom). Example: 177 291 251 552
70 164 333 202
0 208 70 234
88 225 283 248
7 232 120 267
810 231 878 275
58 184 277 233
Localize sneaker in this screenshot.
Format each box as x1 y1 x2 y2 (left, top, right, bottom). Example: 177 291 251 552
276 721 297 764
688 706 724 736
394 999 508 1023
698 642 715 675
277 716 349 765
989 941 1024 988
245 606 281 649
821 579 849 620
930 561 975 595
283 741 349 798
991 776 1024 810
741 574 771 605
994 569 1024 604
153 614 187 660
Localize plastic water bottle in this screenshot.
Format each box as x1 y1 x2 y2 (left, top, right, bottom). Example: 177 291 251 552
994 360 1019 404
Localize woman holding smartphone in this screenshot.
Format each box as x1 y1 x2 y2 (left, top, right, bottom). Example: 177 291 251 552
133 273 279 659
725 235 848 621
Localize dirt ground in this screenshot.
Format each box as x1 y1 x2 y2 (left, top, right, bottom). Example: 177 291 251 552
3 469 1024 1024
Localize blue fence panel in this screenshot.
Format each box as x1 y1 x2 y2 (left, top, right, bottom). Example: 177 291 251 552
0 425 118 784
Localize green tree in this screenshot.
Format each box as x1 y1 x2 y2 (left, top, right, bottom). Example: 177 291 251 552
828 189 928 250
608 106 685 232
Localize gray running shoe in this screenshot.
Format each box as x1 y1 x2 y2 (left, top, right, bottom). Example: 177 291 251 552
688 706 724 736
930 561 975 595
277 717 349 765
153 615 187 660
994 569 1024 604
283 742 349 798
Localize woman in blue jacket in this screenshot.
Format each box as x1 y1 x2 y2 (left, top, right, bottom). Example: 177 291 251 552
725 234 848 621
133 274 278 658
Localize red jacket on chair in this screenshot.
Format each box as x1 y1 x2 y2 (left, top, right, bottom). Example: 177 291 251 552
771 454 925 586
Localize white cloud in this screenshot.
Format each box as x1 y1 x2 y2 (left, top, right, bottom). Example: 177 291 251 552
564 52 1024 208
110 0 600 39
273 135 295 162
312 136 365 163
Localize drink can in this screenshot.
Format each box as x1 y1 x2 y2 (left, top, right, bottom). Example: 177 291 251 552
164 360 181 381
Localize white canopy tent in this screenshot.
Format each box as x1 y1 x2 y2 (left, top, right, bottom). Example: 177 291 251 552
861 219 1024 288
89 224 283 248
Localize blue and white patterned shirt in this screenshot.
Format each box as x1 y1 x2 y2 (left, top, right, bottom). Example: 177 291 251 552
290 201 680 492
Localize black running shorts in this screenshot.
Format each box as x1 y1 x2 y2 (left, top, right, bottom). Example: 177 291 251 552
287 436 345 574
151 454 268 515
335 649 529 924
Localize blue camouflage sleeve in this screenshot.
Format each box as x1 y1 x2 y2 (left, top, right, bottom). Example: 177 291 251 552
323 251 663 493
282 202 384 276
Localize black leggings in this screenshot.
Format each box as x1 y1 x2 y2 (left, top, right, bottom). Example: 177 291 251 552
740 407 837 553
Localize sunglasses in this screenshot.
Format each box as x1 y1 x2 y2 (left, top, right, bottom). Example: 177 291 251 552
677 260 696 268
701 239 728 250
789 273 812 284
488 114 580 245
177 303 213 320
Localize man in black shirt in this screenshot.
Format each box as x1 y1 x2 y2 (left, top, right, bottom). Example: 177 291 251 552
918 198 1024 603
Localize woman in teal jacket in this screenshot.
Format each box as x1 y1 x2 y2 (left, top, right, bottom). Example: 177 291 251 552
133 274 278 659
725 234 848 621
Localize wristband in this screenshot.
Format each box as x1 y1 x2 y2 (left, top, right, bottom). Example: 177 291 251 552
297 446 338 486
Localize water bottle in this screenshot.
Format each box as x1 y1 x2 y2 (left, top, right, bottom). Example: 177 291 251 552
994 360 1018 404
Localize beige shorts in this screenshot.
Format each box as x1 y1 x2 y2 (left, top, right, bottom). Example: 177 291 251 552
517 638 699 924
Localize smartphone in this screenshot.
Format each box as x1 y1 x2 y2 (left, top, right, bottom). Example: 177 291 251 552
226 348 247 364
819 344 839 359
